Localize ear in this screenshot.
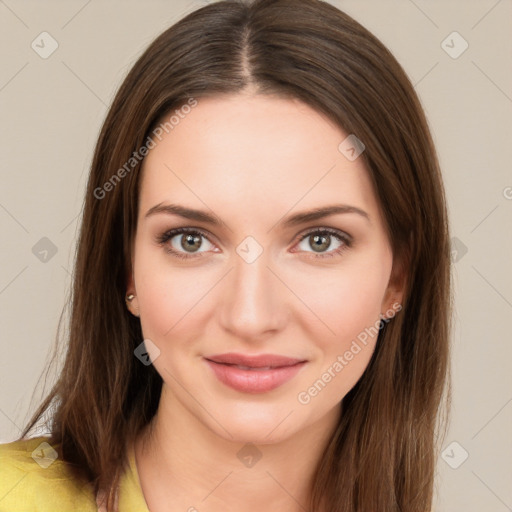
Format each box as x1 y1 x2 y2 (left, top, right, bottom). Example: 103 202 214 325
380 248 407 319
125 262 140 318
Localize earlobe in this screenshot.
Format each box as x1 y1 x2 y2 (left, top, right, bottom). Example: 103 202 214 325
125 293 140 317
125 263 139 317
381 250 407 319
381 298 403 320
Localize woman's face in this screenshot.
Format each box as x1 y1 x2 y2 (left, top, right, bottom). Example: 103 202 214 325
128 93 403 443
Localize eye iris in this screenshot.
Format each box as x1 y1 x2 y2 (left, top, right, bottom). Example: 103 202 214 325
181 233 202 252
311 233 330 252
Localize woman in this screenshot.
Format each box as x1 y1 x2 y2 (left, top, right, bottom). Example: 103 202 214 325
0 0 451 511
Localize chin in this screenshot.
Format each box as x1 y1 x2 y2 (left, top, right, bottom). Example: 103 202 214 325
216 424 295 446
206 404 301 445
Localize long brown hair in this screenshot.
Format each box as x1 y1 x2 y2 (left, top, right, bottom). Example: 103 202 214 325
21 0 452 510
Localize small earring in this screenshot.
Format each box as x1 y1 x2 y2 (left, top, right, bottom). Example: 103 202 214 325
126 294 135 303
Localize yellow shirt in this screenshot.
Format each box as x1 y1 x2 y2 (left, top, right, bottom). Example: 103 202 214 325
0 435 150 511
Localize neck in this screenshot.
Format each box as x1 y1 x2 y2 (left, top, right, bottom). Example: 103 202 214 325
134 385 341 512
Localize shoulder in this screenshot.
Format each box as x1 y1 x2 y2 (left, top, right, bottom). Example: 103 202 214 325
0 436 97 511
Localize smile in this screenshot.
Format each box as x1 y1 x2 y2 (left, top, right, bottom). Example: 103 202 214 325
204 353 307 393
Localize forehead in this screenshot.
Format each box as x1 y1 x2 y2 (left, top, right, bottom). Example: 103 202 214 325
138 94 379 222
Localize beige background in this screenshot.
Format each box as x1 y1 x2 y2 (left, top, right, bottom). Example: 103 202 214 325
1 0 511 510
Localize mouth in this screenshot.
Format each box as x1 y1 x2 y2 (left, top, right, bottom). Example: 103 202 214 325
205 352 306 368
219 364 281 371
204 353 307 393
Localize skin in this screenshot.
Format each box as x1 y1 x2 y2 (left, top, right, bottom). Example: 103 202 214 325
126 92 404 512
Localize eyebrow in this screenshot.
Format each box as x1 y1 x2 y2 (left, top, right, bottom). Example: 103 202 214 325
144 202 370 227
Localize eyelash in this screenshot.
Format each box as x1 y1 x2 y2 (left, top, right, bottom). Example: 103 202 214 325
156 227 352 261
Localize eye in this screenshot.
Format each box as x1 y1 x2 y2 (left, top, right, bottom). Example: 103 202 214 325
156 226 352 260
156 227 216 259
293 227 352 259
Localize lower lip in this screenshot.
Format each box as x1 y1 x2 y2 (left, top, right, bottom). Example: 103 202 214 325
205 359 307 393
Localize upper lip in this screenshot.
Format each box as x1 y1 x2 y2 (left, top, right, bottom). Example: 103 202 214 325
205 353 306 368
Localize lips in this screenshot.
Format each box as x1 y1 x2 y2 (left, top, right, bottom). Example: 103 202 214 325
204 353 307 393
206 353 305 368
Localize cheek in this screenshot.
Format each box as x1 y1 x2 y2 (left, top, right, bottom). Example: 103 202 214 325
295 270 388 406
297 261 390 345
137 271 202 340
134 243 203 340
292 255 392 403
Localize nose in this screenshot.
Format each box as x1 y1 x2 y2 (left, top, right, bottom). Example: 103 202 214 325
218 248 287 342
